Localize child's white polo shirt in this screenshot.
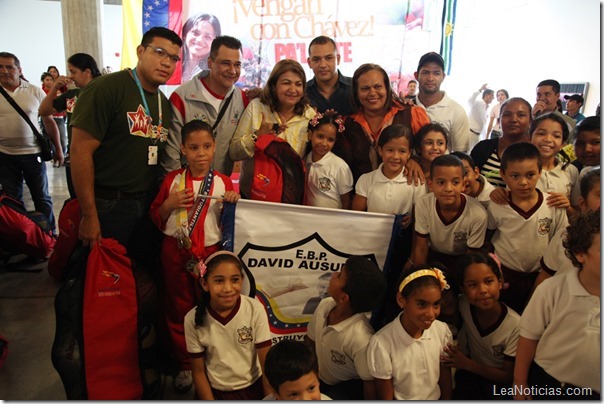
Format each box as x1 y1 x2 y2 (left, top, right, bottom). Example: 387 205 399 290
305 152 353 209
457 295 520 368
415 193 488 255
355 163 425 215
306 297 374 385
367 314 452 400
487 190 568 272
520 269 600 393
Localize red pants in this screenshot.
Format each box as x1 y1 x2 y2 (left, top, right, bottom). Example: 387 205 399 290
160 237 220 370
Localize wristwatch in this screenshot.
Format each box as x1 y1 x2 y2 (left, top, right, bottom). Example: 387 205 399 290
251 131 258 143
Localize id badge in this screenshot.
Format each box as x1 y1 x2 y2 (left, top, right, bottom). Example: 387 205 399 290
148 145 158 165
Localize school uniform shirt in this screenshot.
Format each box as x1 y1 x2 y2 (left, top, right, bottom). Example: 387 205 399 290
520 269 600 393
457 295 520 369
150 168 231 248
367 314 452 400
415 91 471 152
537 162 580 207
355 163 426 215
540 229 575 276
305 152 353 209
184 295 272 391
415 193 488 255
473 174 496 209
306 298 374 385
487 190 568 273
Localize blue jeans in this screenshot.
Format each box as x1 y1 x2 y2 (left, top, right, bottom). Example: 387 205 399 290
0 151 55 231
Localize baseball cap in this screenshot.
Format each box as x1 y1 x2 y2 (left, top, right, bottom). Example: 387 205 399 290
417 52 445 72
563 94 584 104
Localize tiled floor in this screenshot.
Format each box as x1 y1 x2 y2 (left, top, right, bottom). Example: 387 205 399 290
0 163 194 400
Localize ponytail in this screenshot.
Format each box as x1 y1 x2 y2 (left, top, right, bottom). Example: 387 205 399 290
558 149 571 170
194 290 211 327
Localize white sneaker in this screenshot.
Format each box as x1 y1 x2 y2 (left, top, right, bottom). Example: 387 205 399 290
173 370 193 394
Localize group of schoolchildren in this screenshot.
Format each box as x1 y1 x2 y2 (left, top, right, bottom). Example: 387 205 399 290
150 98 600 400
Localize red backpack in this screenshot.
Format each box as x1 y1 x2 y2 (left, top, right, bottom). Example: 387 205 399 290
0 192 55 259
250 134 305 204
48 198 81 280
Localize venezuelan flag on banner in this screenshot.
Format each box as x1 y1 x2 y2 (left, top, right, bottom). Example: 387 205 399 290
122 0 183 84
439 0 457 75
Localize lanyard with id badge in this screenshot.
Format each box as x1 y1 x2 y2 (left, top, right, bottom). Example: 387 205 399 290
132 68 162 165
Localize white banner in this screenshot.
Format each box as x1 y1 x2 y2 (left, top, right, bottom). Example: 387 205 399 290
222 199 397 343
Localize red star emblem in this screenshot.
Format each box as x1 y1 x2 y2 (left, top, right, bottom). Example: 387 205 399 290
127 105 151 137
66 97 77 113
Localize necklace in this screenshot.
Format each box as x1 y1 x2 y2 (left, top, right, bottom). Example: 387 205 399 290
277 110 294 123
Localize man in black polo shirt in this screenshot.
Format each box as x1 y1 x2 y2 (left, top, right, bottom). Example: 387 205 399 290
305 36 353 117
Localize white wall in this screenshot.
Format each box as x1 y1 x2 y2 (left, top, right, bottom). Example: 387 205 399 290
0 0 122 83
0 0 600 114
442 0 601 115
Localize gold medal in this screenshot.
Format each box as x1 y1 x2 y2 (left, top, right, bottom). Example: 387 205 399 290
182 236 192 250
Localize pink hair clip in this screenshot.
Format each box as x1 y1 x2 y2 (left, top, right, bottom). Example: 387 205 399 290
309 111 323 127
194 261 207 279
334 116 345 133
488 252 502 272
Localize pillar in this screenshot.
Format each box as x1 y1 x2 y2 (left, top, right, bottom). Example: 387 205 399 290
60 0 104 68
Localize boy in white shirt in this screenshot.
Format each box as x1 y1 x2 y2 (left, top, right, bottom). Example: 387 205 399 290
486 143 568 314
306 256 387 400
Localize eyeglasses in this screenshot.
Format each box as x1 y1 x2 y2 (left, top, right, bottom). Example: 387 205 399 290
144 45 181 64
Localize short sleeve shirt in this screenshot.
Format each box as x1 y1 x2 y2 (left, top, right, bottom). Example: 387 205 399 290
520 270 600 393
415 193 488 255
457 295 520 368
355 164 426 215
367 315 452 400
184 295 272 391
70 70 172 193
306 298 374 384
305 152 353 209
487 190 569 272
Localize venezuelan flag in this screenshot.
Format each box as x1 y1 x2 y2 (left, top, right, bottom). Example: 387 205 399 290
122 0 183 84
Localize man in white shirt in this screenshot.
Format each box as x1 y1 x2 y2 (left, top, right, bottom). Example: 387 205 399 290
467 84 494 151
0 51 63 233
164 35 249 176
414 52 470 153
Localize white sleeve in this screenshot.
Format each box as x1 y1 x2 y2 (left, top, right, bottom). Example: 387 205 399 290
503 317 520 358
353 344 373 381
487 203 499 230
367 335 393 380
414 195 430 235
355 173 371 198
450 105 471 152
184 308 206 354
252 298 272 345
518 282 552 340
335 162 354 195
467 204 488 249
229 100 258 161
